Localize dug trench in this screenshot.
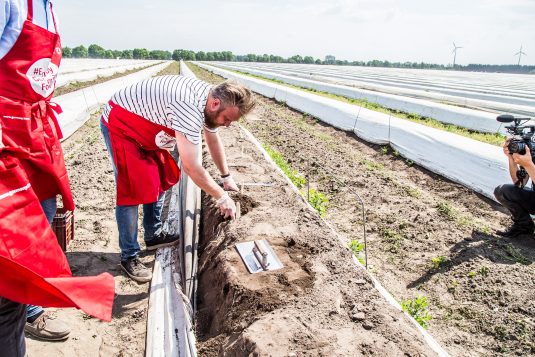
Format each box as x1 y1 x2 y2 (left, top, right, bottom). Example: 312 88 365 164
195 125 436 355
189 63 535 357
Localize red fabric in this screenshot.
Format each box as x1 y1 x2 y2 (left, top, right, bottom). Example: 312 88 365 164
0 0 74 210
105 102 181 205
0 151 114 321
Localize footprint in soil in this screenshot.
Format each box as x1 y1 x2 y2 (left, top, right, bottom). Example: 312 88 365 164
93 220 103 233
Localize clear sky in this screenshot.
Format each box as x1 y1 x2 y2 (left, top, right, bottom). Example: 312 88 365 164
56 0 535 66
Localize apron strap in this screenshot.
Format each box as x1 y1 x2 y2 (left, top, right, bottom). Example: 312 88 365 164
31 100 64 140
27 0 33 22
49 1 59 35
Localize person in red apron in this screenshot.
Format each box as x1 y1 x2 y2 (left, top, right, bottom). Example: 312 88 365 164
0 0 114 351
100 77 256 282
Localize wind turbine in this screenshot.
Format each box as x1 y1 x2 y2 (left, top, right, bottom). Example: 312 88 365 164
452 42 462 68
515 45 527 66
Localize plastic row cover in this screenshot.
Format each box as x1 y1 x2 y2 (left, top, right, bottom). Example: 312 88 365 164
212 62 505 134
56 61 173 140
219 62 535 116
179 61 196 78
196 62 510 201
57 60 165 88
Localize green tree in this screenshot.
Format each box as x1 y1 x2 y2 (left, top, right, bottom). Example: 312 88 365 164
88 44 106 58
121 50 133 59
133 48 149 59
62 47 72 58
303 56 315 64
72 45 88 58
196 51 206 61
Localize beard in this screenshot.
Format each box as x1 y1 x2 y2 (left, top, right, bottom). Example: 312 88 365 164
204 107 222 129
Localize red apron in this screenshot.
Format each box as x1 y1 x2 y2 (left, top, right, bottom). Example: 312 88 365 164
0 0 74 210
103 101 181 206
0 147 114 321
0 1 114 321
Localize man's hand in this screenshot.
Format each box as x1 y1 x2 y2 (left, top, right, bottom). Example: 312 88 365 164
222 174 239 191
503 138 512 156
215 192 236 220
512 145 534 168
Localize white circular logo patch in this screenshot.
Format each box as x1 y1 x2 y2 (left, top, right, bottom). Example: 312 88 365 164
26 58 59 97
155 131 176 150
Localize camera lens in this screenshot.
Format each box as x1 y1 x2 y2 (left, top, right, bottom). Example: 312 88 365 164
509 141 526 154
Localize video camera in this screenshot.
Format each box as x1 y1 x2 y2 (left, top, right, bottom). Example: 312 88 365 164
497 114 535 185
497 114 535 156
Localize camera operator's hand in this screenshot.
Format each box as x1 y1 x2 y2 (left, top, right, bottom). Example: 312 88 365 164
512 145 535 168
502 139 512 156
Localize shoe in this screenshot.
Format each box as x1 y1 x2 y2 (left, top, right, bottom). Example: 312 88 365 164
145 232 179 251
120 257 152 283
496 224 534 238
25 312 70 341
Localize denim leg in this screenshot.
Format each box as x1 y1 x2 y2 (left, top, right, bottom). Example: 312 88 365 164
26 305 43 320
28 199 57 320
0 298 26 357
101 118 140 261
116 205 141 261
143 193 164 242
40 197 57 225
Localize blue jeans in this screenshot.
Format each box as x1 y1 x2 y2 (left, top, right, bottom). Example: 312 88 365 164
100 119 164 261
0 297 26 357
25 197 58 320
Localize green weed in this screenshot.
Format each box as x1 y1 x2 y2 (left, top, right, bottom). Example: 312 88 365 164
361 158 384 172
308 188 329 218
437 201 457 221
401 295 432 329
467 271 476 278
448 279 459 293
382 228 403 253
262 143 306 188
349 240 364 254
403 185 422 198
503 243 530 265
431 256 448 269
479 266 490 277
348 239 365 265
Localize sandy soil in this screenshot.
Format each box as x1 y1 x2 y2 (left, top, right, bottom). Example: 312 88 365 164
26 62 179 357
189 63 535 357
196 122 436 356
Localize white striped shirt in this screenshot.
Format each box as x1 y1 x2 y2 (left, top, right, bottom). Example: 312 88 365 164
102 75 216 145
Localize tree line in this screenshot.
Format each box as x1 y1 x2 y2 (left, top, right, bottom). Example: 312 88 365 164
62 45 535 74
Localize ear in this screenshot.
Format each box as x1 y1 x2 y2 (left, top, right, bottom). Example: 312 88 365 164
211 97 221 111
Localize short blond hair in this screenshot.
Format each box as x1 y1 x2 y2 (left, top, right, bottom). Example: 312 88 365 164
211 80 256 116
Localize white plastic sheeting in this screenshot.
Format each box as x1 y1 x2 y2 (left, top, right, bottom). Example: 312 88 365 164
57 59 164 87
211 62 507 134
146 60 201 357
213 62 535 117
196 62 511 201
55 61 172 140
146 248 196 357
179 60 196 78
